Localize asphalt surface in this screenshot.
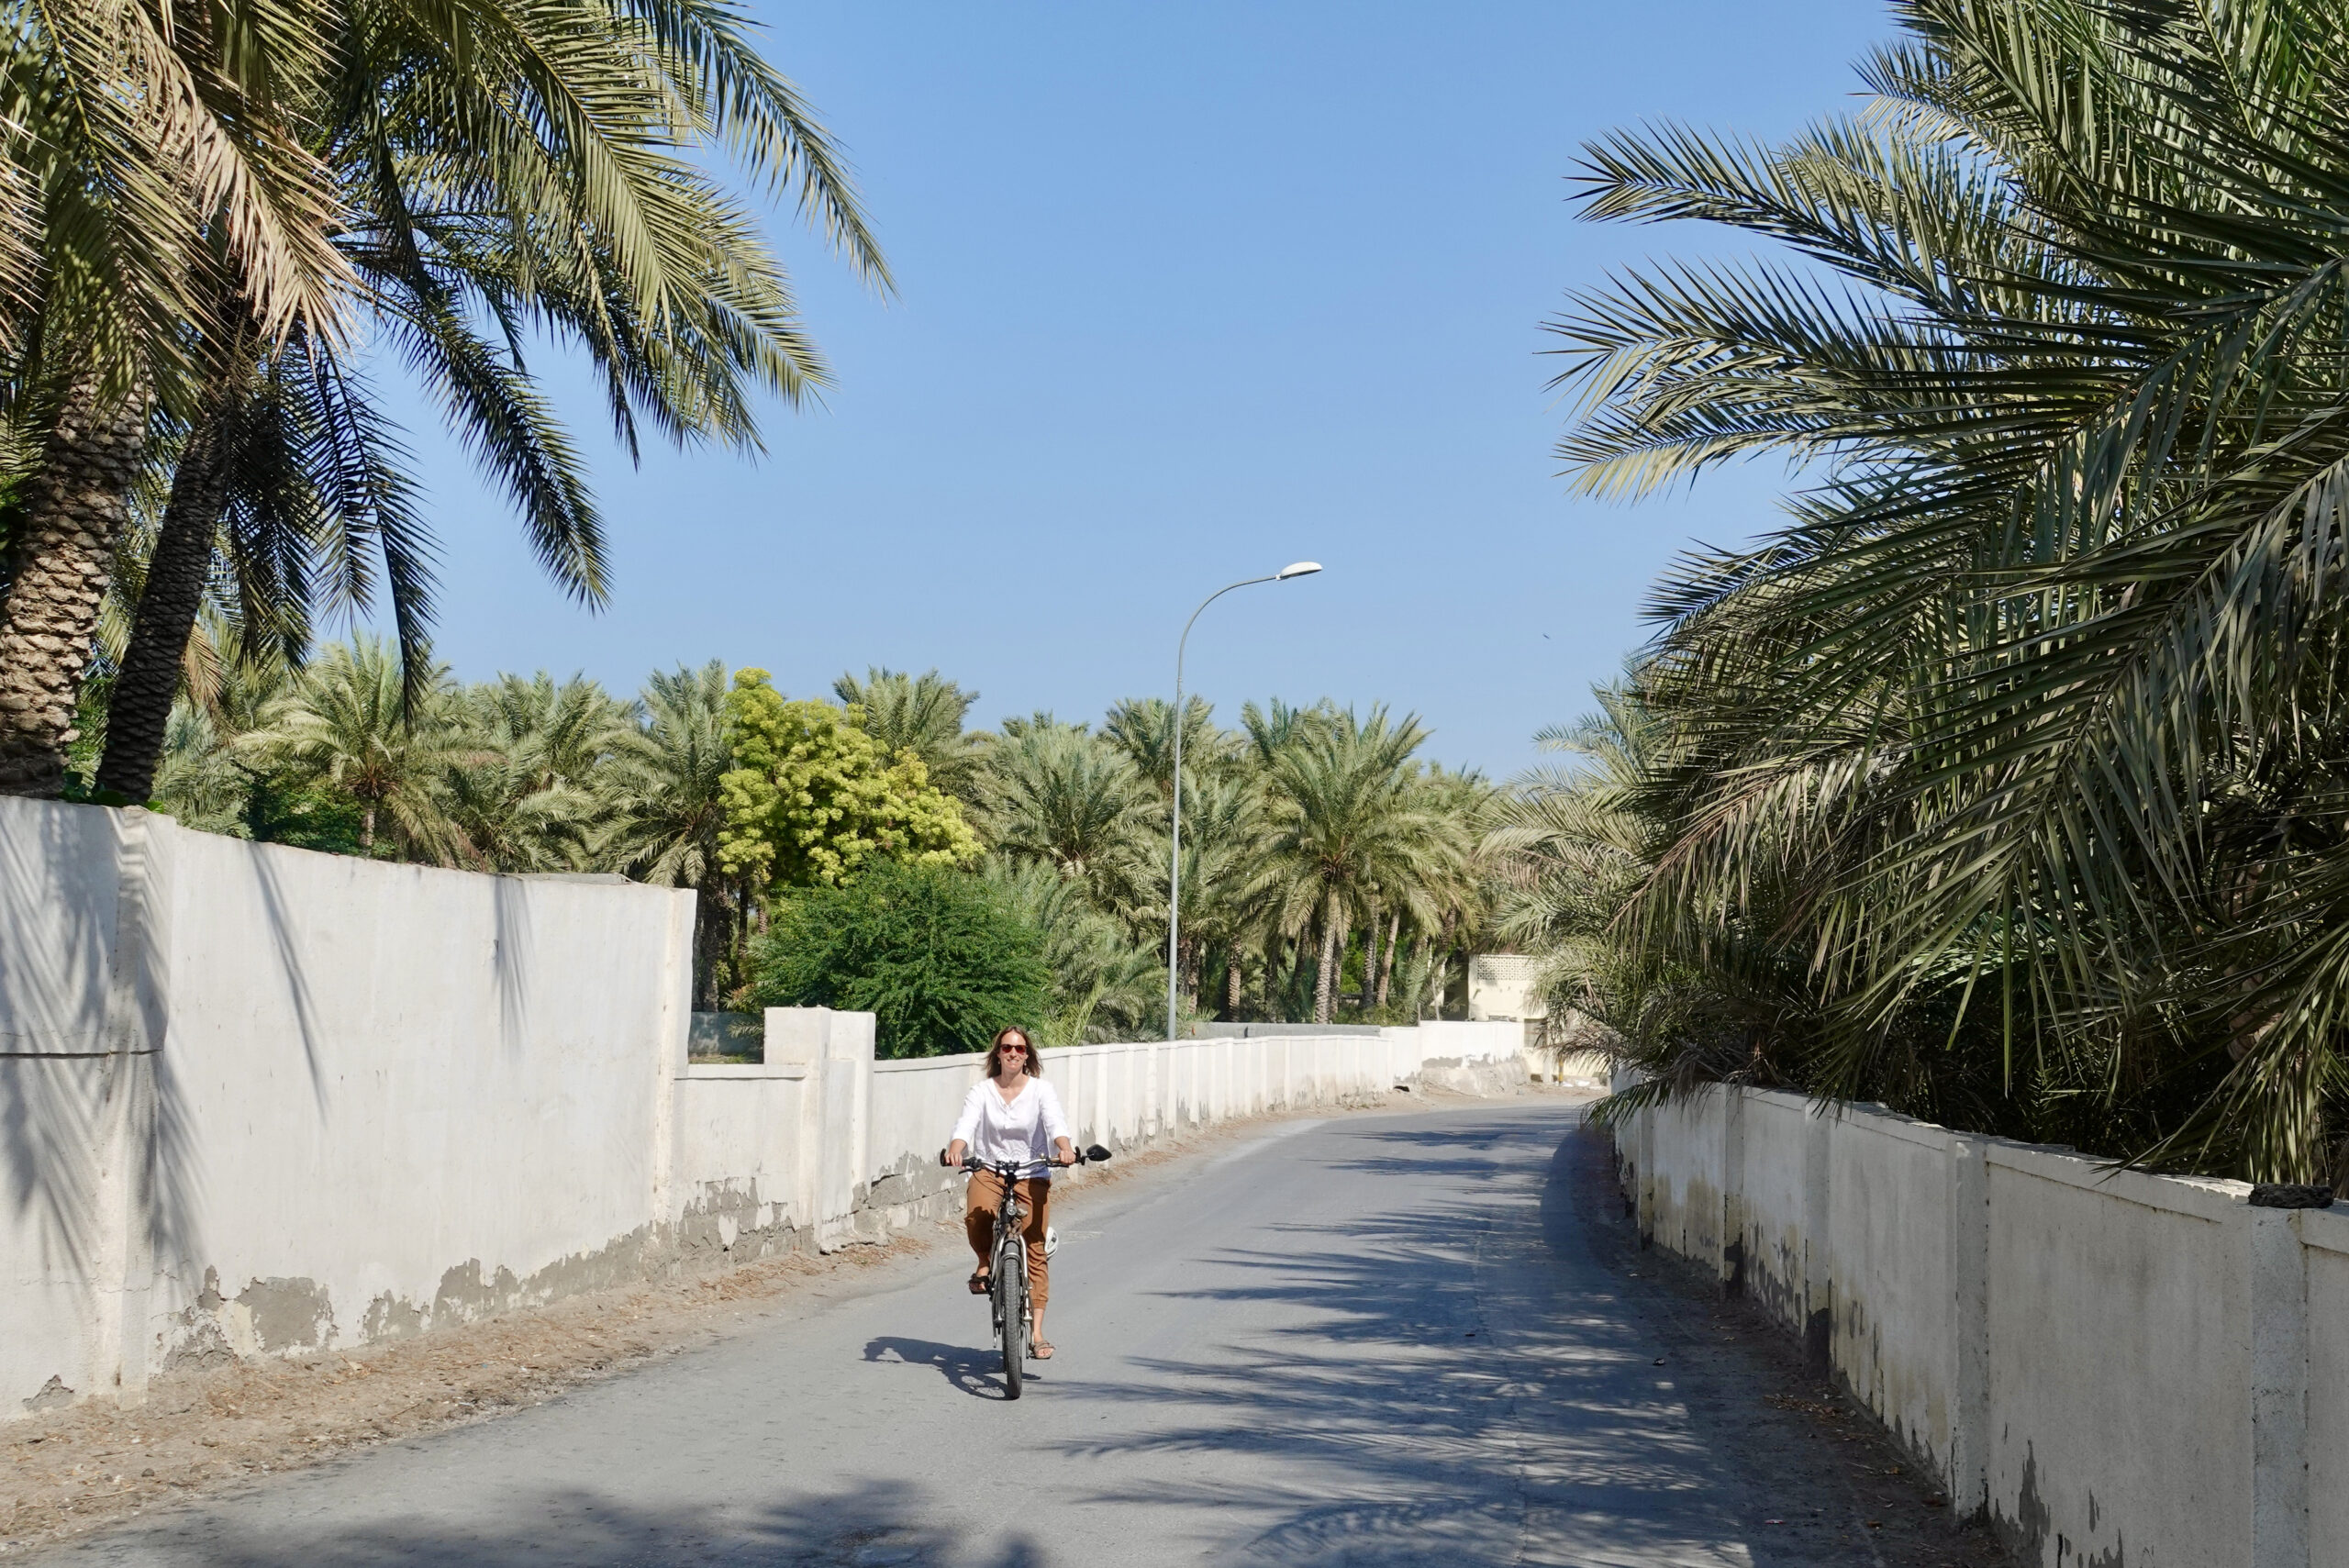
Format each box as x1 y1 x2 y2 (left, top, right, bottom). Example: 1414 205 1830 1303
32 1099 1893 1567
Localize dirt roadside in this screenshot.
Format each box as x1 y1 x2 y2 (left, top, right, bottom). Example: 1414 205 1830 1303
0 1084 1519 1553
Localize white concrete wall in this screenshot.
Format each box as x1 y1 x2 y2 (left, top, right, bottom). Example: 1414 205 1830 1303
1617 1085 2330 1568
152 828 697 1362
2 797 1525 1419
0 801 706 1416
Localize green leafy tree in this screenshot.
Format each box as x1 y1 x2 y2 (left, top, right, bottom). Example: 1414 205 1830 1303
718 670 979 890
751 861 1051 1058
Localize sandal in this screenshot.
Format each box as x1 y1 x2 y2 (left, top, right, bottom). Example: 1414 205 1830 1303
968 1269 990 1296
1031 1339 1055 1360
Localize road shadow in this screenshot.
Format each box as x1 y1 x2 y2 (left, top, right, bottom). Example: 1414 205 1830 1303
1037 1105 1746 1566
70 1477 1046 1567
862 1334 1009 1400
1033 1104 2009 1567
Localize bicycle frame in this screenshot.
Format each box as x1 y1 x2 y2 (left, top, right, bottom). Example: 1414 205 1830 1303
958 1145 1111 1398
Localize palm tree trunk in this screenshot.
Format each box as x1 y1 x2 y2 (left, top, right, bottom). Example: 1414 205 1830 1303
1363 912 1381 1008
1430 907 1459 1018
1314 889 1342 1024
1225 951 1242 1018
0 374 151 796
1376 913 1399 1007
95 418 229 801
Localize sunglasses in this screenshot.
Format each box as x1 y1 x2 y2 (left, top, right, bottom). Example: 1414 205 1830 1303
998 1041 1029 1053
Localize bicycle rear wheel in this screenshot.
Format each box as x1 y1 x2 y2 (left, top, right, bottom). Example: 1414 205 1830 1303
996 1238 1025 1399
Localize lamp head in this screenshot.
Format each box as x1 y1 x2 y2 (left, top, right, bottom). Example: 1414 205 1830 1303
1276 561 1323 580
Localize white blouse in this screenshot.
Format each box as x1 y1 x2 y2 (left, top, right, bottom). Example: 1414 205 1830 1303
952 1075 1074 1176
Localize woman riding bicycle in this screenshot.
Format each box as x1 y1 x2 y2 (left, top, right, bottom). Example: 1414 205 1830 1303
941 1026 1074 1358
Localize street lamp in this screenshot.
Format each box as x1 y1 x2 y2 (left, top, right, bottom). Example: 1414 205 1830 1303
1168 562 1322 1040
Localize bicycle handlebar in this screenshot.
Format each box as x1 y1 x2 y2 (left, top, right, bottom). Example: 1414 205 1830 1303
945 1143 1115 1172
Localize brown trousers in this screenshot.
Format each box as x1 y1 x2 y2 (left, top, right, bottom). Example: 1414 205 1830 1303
965 1170 1051 1313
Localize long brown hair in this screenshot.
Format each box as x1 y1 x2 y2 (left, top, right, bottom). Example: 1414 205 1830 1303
985 1026 1041 1079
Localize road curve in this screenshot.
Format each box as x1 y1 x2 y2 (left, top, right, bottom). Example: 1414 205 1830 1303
39 1101 1796 1567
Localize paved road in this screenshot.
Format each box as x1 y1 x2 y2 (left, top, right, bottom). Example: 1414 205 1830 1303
42 1101 1809 1567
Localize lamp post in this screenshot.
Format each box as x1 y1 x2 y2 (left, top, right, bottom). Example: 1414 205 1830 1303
1168 562 1322 1040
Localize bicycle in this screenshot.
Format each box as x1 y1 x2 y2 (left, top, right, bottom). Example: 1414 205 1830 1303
958 1144 1111 1398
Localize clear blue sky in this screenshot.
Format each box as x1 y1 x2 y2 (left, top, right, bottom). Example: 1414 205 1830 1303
380 0 1893 778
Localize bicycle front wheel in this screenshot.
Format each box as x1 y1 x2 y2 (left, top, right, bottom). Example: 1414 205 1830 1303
997 1241 1025 1399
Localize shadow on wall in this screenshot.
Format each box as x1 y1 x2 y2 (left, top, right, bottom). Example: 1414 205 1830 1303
0 807 202 1396
91 1480 1051 1568
493 873 533 1057
249 842 329 1111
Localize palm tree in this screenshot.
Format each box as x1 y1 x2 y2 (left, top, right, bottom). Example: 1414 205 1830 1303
143 631 295 834
0 0 373 795
1102 695 1223 804
248 636 462 861
605 662 743 1005
976 715 1158 919
90 0 890 804
1159 772 1270 1018
1261 706 1462 1023
1548 0 2349 1175
985 858 1161 1044
1239 698 1333 768
834 667 981 798
440 673 631 872
148 706 254 838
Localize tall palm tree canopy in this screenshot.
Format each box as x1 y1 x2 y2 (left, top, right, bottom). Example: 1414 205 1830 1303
1546 0 2349 1178
0 0 893 801
1260 706 1467 1023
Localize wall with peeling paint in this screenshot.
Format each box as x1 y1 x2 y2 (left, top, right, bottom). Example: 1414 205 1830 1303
1618 1082 2332 1568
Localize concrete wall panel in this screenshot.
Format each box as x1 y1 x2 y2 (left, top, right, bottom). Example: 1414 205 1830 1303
150 826 691 1364
2299 1211 2349 1567
1983 1152 2248 1566
1824 1111 1955 1473
1733 1093 1812 1333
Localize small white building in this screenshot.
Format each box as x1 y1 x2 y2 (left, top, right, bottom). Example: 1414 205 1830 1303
1468 954 1547 1023
1467 954 1614 1084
